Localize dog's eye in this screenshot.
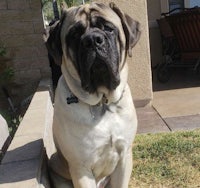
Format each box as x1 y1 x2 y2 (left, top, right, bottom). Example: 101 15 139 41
70 23 85 39
104 25 114 33
72 31 82 39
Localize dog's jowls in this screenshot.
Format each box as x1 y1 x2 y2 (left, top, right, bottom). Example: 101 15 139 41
44 2 141 188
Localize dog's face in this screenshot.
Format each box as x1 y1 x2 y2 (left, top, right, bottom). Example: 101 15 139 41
45 2 140 93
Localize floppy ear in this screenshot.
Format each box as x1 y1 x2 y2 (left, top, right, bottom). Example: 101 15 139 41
43 20 63 65
109 2 141 57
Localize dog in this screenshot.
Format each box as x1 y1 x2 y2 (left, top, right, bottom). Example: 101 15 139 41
44 2 140 188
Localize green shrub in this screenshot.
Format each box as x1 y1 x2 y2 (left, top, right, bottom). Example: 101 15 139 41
0 46 14 84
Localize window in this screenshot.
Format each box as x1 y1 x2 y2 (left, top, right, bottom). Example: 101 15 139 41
186 0 200 8
169 0 184 11
161 0 200 14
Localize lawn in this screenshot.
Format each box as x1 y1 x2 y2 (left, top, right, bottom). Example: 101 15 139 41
130 130 200 188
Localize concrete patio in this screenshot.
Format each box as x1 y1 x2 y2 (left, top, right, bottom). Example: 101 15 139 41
137 88 200 134
137 69 200 134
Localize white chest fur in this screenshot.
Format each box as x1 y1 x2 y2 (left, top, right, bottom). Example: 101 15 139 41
53 76 137 181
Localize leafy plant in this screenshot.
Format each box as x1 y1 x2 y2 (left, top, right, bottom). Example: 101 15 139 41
64 0 90 7
0 109 22 138
42 0 91 24
0 46 6 56
0 45 14 84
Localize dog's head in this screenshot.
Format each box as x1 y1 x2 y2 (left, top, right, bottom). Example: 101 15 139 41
44 2 141 94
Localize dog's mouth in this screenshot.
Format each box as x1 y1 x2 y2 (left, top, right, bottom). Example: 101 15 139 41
78 34 120 93
90 58 120 92
80 51 120 93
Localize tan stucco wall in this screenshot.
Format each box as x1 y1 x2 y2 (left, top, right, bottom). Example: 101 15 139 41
95 0 153 107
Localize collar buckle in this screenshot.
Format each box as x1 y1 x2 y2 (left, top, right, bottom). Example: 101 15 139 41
66 95 79 104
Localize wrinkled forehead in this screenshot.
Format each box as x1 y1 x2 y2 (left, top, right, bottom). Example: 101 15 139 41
76 3 121 26
61 3 123 33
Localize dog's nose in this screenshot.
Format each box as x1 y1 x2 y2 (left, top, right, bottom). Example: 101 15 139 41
82 33 104 49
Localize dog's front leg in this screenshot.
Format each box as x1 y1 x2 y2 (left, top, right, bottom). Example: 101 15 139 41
70 165 97 188
108 148 133 188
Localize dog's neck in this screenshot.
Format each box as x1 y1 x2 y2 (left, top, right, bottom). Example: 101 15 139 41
61 58 128 106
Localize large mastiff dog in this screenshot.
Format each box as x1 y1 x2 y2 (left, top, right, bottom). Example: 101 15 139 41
45 2 140 188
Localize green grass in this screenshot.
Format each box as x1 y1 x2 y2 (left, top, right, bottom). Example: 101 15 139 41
130 130 200 188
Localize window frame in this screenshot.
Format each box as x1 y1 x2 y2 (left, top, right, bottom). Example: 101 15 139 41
160 0 191 13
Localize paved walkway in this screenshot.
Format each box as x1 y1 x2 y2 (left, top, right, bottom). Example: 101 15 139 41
136 87 200 134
